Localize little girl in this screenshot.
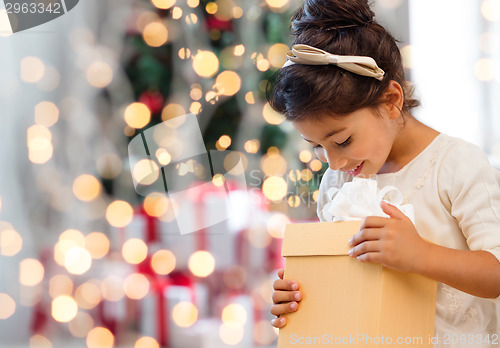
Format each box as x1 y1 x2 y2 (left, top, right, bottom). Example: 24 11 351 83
269 0 500 346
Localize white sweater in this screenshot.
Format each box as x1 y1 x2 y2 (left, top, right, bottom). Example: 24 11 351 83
317 134 500 347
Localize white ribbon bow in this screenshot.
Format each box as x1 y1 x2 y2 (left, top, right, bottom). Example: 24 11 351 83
283 44 385 81
322 178 415 223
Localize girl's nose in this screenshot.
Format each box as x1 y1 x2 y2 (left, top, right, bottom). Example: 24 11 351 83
325 151 348 171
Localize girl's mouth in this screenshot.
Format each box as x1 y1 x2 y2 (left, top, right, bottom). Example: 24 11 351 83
345 161 364 176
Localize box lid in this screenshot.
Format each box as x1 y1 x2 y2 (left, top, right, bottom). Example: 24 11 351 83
281 221 363 257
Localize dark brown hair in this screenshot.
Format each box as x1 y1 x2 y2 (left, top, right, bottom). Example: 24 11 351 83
267 0 419 121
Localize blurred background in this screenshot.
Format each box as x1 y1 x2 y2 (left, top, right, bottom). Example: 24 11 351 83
0 0 498 347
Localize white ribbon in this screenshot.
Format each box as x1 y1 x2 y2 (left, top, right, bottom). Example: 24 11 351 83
321 178 415 223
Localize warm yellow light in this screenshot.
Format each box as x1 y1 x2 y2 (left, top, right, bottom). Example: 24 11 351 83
312 189 319 202
268 43 289 68
49 274 73 298
212 174 226 187
267 213 290 238
59 229 85 246
123 273 150 300
221 303 247 328
193 51 220 78
172 6 183 19
205 91 218 104
256 57 271 72
85 232 110 259
244 139 260 154
309 159 323 172
143 22 168 47
190 101 202 114
162 103 186 122
135 336 159 348
27 125 53 164
151 0 176 10
34 101 59 127
474 58 494 81
124 102 151 129
101 276 125 302
86 327 114 348
206 2 218 14
187 0 200 8
65 246 92 275
68 311 94 338
106 200 134 228
178 47 191 60
188 251 215 277
244 91 255 104
54 239 79 266
233 6 243 18
21 56 45 83
29 334 52 348
28 142 53 164
288 195 301 208
151 249 176 275
190 87 203 101
86 61 113 88
262 176 288 202
132 159 160 186
262 102 285 125
219 323 244 345
233 44 245 57
215 71 241 96
143 194 169 218
51 295 78 322
172 302 198 327
75 280 102 310
261 154 287 176
122 238 148 264
0 293 15 319
19 258 44 286
0 227 22 256
301 168 313 181
72 174 101 202
299 150 312 163
155 148 172 166
185 13 198 25
218 135 232 148
481 0 500 21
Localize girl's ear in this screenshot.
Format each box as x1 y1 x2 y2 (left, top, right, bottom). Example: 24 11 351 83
382 80 404 119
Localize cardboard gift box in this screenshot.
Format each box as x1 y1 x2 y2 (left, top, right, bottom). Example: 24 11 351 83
278 221 437 348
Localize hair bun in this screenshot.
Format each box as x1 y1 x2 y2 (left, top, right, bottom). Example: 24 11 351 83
292 0 375 33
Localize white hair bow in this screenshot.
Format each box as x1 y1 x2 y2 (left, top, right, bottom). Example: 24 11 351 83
283 44 385 81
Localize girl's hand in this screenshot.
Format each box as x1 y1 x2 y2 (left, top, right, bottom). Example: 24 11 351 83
270 269 302 328
348 201 430 273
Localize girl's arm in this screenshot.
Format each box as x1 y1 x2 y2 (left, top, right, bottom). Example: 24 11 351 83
349 201 500 299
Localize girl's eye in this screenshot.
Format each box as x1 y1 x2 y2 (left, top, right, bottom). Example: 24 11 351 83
336 137 352 147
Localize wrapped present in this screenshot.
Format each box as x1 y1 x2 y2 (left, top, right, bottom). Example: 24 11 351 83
139 272 199 347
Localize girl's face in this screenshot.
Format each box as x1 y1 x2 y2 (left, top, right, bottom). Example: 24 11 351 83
293 107 400 177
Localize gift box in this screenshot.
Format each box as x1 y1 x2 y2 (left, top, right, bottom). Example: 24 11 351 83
277 221 437 348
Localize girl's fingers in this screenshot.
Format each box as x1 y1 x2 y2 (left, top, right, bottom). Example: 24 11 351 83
273 279 299 291
270 302 299 317
349 228 382 247
271 316 287 328
272 290 302 304
277 269 284 279
349 240 382 258
360 216 389 230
